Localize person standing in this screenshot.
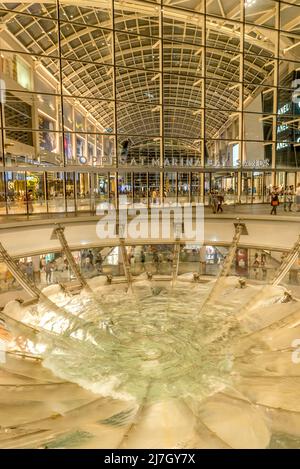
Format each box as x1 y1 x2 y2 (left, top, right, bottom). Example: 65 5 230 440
152 189 157 205
95 252 103 272
153 251 159 273
270 191 279 215
253 253 260 280
87 250 94 265
261 258 267 280
27 190 34 215
284 186 293 212
140 250 146 271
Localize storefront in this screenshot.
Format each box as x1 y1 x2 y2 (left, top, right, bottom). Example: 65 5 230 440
0 168 299 215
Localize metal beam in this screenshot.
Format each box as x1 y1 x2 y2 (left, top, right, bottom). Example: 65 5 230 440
171 238 181 287
0 242 40 299
200 221 245 308
119 237 133 290
237 234 300 322
0 242 113 346
51 224 91 291
272 235 300 287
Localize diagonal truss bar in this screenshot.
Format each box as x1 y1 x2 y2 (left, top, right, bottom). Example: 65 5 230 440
237 234 300 323
272 235 300 287
0 243 40 299
119 237 133 290
200 222 245 309
0 242 83 326
171 238 181 287
52 224 91 291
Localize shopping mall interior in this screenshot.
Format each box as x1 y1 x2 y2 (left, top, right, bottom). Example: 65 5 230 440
0 0 300 450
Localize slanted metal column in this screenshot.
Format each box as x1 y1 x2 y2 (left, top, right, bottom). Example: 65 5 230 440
272 235 300 287
0 243 107 341
218 222 245 278
119 237 133 290
0 243 40 299
201 221 247 308
171 237 181 287
52 224 90 291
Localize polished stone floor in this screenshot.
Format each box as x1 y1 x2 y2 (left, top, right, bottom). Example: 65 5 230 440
0 202 299 225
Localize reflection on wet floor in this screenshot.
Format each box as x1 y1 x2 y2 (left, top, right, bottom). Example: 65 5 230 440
0 203 300 225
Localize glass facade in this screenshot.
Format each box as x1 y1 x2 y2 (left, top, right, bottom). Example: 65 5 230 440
0 1 300 214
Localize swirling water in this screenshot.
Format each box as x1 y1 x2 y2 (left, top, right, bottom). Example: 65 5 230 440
25 282 242 404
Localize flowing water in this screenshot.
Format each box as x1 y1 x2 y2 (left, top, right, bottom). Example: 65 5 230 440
22 281 241 403
2 277 299 449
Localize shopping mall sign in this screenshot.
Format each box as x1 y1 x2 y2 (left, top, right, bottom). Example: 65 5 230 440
116 156 271 169
118 156 202 168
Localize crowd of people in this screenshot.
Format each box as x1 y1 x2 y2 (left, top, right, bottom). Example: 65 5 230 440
269 184 300 215
206 183 300 215
252 252 268 280
15 250 104 287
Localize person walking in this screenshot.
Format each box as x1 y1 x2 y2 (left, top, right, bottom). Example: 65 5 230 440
45 261 53 284
217 193 224 213
210 191 218 214
151 189 157 205
270 191 279 215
